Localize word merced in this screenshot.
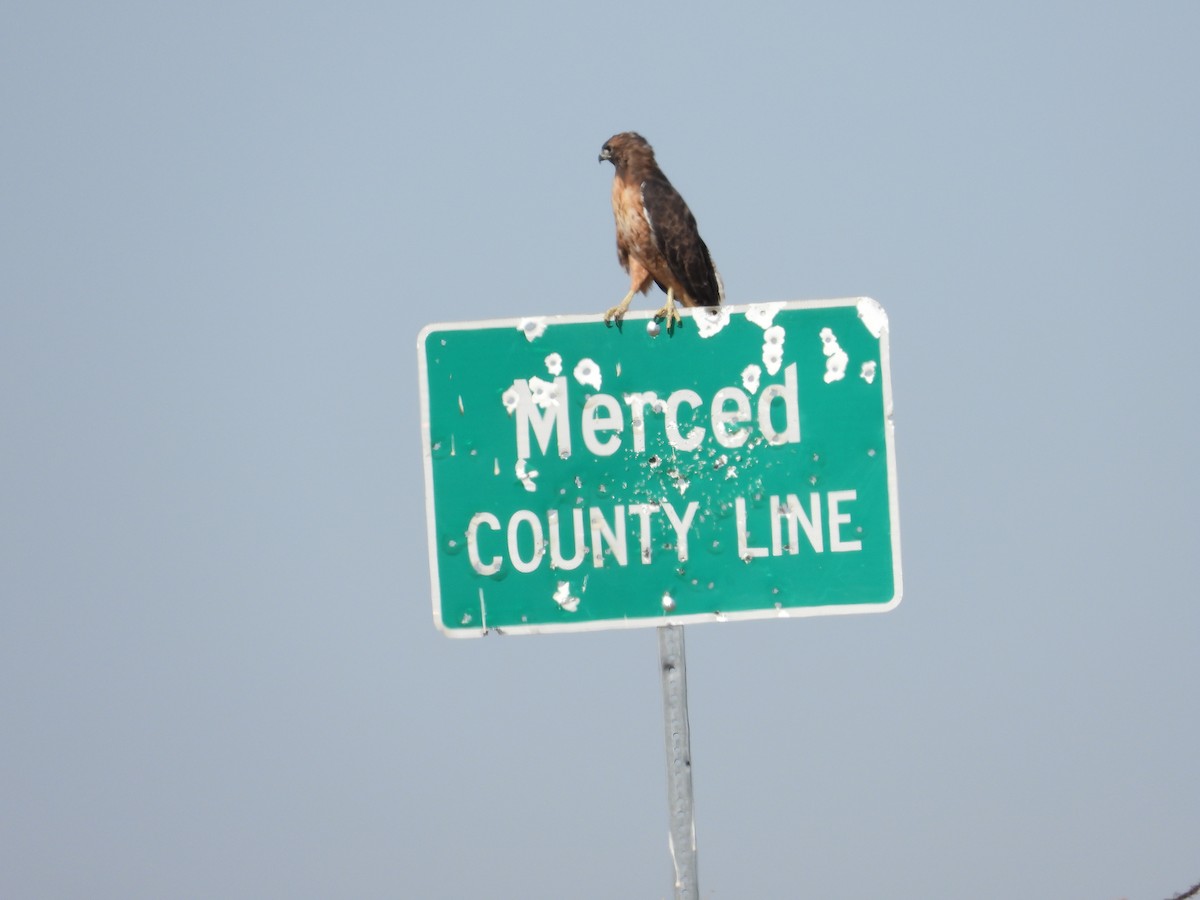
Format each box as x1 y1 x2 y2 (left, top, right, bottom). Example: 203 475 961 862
509 363 801 460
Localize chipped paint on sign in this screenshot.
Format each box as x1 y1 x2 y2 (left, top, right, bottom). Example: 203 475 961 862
574 358 602 390
693 306 731 338
669 468 690 496
762 325 785 375
746 302 785 330
553 581 581 612
526 376 560 409
819 327 849 383
515 459 538 492
518 317 548 341
856 297 888 338
419 298 900 637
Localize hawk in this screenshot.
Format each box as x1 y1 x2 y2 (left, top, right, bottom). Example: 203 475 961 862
599 132 724 328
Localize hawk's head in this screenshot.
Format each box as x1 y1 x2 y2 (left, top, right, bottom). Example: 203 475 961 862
599 132 654 168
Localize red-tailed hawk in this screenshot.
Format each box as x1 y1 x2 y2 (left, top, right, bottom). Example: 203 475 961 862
599 132 724 327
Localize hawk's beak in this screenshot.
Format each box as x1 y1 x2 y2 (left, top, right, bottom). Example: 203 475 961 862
598 147 611 164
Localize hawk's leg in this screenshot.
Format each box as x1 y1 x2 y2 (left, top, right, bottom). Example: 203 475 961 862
654 288 683 329
604 290 636 324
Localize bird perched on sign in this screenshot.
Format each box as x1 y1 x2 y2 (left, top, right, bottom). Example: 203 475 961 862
599 132 724 328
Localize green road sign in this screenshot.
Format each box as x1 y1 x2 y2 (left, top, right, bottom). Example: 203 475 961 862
418 298 901 637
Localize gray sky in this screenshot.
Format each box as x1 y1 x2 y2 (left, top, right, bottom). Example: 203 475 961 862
3 2 1198 898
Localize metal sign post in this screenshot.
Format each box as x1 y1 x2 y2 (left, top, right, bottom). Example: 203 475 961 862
660 623 698 899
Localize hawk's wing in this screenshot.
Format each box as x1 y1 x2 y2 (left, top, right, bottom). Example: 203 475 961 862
642 176 723 307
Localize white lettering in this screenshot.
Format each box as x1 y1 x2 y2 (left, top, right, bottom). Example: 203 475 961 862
628 503 659 563
507 509 545 573
757 363 800 445
468 494 859 575
664 389 705 451
623 392 660 453
515 365 805 460
548 508 587 570
662 500 698 562
770 493 823 554
467 512 501 575
512 377 571 460
589 506 627 567
828 490 861 552
711 387 751 448
581 394 623 456
735 497 769 559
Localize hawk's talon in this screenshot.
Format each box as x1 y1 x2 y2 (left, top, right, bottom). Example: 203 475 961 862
653 305 683 330
604 290 636 326
653 287 683 331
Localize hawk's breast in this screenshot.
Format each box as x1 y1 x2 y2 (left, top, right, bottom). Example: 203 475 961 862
612 179 656 263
